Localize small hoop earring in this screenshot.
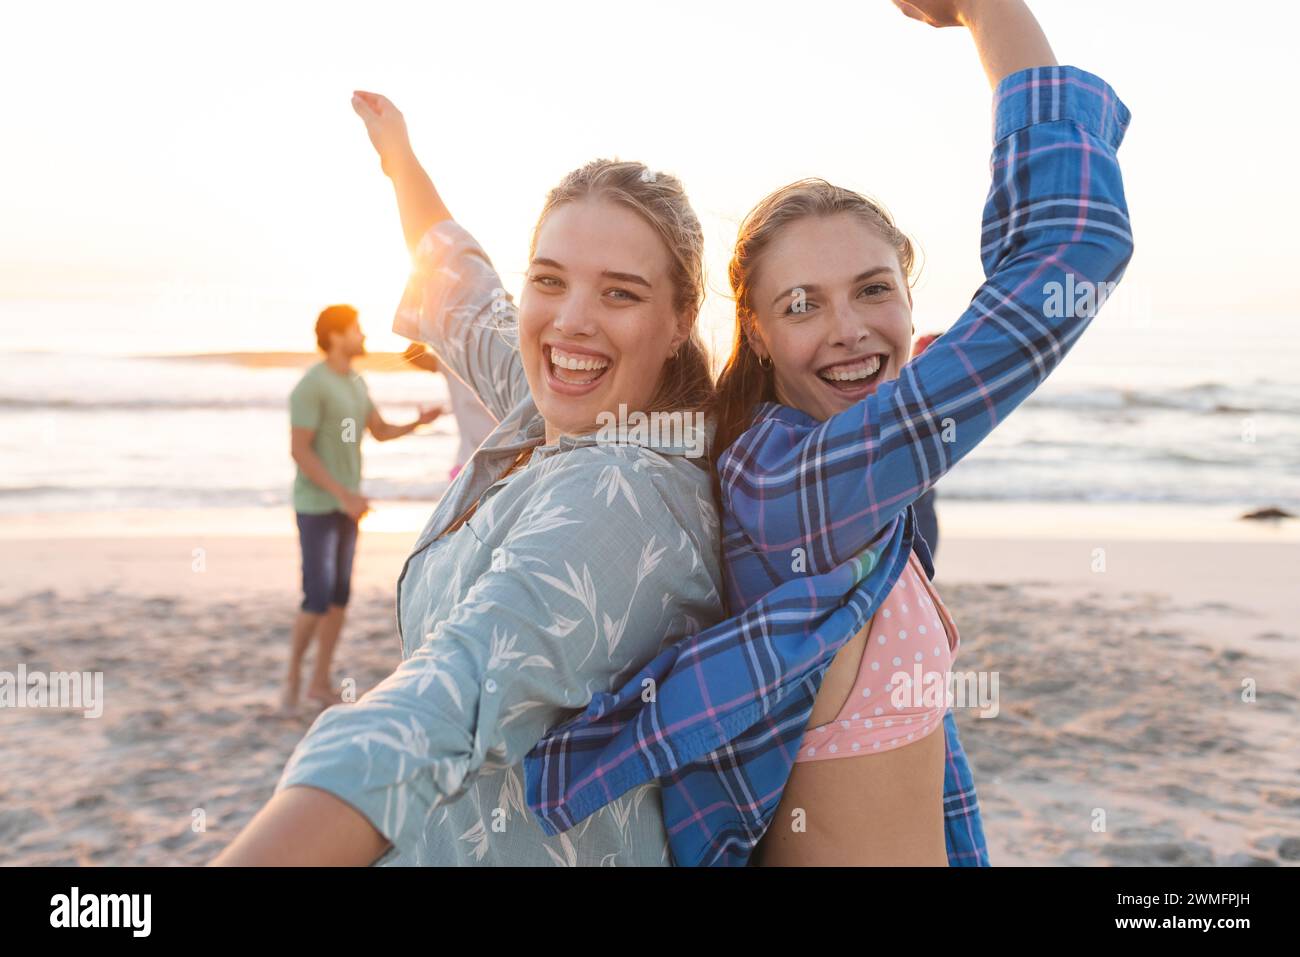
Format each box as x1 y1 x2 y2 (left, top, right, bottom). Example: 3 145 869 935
758 354 772 370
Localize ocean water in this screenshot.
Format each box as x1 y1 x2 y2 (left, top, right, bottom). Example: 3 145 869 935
1 351 459 514
2 304 1297 517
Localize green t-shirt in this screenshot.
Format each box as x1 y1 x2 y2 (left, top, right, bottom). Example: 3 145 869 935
289 361 375 514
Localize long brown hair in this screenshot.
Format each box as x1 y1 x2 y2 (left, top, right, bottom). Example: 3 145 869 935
712 178 917 470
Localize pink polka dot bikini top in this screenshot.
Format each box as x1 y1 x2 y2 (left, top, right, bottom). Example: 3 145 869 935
794 549 959 763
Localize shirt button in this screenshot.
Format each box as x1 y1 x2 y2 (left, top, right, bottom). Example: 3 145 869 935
484 678 498 693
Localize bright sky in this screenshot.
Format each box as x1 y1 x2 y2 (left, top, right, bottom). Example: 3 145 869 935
2 0 1295 356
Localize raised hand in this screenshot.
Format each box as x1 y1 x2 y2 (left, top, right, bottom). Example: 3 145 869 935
351 90 451 249
891 0 969 28
892 0 1055 87
351 90 413 174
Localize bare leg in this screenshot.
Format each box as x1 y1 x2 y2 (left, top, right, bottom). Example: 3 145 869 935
305 604 346 704
282 609 322 712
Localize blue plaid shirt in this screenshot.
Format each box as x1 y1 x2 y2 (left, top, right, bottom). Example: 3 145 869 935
523 64 1135 866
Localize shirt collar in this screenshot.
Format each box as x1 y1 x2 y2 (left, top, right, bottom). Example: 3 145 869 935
515 404 715 463
750 400 819 430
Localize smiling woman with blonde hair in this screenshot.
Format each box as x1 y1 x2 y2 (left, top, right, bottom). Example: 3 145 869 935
214 92 724 866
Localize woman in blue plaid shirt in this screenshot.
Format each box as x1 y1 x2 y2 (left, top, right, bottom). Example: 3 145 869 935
525 0 1134 866
712 0 1080 865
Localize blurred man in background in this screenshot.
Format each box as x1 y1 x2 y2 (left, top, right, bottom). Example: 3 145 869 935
282 304 442 712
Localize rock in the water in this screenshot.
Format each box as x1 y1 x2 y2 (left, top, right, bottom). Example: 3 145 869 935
1240 506 1295 521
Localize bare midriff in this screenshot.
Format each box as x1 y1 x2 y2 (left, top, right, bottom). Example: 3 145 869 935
753 553 955 866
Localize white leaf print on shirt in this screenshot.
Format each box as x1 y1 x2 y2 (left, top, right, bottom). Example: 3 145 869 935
600 612 625 661
512 484 582 539
348 714 466 841
594 535 665 661
633 782 654 817
678 528 701 574
412 648 465 711
534 560 606 669
415 226 450 258
594 465 642 518
498 765 528 822
693 483 719 537
540 613 581 642
608 791 633 838
353 717 430 786
487 627 526 671
534 562 599 623
637 536 667 580
541 831 578 867
458 816 490 861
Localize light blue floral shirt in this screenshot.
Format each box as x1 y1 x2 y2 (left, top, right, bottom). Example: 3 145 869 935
275 219 724 865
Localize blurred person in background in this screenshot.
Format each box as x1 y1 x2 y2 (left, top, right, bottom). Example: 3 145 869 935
402 341 497 480
282 304 443 713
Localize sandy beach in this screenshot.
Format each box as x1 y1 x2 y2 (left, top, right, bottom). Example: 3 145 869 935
9 0 1300 888
1 506 1297 866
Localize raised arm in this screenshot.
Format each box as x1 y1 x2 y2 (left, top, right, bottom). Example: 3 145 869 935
351 92 530 422
351 92 451 252
724 2 1134 572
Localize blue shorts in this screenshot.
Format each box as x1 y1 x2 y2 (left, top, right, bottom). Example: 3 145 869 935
296 511 360 614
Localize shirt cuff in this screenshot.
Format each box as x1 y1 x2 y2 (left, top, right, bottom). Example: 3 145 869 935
993 65 1132 150
391 217 480 342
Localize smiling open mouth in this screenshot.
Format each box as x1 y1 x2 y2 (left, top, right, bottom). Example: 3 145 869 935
817 354 886 393
547 345 612 386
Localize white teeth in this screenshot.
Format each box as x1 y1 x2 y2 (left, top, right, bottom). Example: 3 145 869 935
550 347 611 371
820 355 882 382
